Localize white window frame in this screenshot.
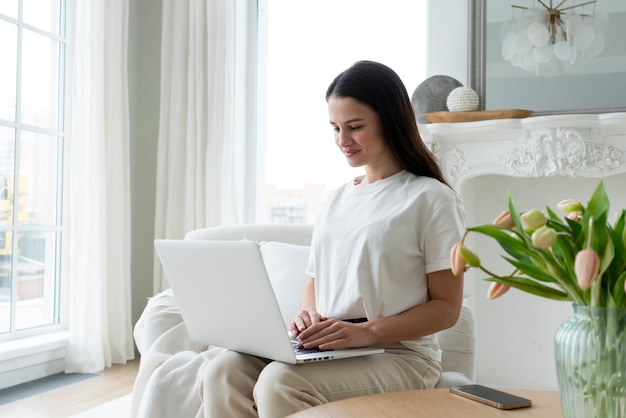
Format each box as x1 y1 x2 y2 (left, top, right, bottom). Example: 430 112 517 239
0 0 72 389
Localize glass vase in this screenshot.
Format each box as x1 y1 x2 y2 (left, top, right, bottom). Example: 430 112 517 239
554 304 626 418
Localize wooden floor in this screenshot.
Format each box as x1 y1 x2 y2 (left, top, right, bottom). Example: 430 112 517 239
0 359 139 417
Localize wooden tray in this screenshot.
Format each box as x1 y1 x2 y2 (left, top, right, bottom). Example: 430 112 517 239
423 109 533 123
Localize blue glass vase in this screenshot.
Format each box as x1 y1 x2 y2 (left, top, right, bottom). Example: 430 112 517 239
554 304 626 418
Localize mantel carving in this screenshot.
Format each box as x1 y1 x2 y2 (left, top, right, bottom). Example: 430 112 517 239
499 127 624 177
419 113 626 191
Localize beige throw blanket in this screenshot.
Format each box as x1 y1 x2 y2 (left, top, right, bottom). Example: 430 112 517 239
131 290 227 417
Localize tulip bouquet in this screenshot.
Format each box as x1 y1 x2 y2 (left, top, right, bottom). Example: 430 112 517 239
450 180 626 309
451 180 626 417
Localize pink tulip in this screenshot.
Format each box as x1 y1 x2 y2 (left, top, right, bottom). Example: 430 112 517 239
487 282 511 300
567 211 583 222
574 249 600 291
493 210 516 228
450 243 466 276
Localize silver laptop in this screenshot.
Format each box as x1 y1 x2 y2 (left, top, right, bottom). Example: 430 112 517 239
154 239 384 364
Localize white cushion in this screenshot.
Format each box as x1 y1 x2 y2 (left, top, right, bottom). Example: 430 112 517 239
437 304 475 379
258 241 311 327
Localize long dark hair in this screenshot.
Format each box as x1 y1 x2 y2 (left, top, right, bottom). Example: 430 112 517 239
326 60 449 187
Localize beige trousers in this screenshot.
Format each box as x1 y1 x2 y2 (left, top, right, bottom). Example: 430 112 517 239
199 343 441 418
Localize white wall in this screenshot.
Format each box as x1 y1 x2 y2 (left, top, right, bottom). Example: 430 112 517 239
128 0 162 325
427 0 469 85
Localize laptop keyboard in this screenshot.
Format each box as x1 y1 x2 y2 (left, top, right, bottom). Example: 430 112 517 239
291 339 324 355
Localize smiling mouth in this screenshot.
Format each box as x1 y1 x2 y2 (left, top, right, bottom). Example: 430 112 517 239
343 149 360 157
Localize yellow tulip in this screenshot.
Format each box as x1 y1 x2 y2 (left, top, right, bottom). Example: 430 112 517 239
557 199 583 214
531 226 557 248
521 209 547 229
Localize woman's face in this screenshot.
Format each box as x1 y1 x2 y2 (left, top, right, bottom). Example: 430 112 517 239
327 95 393 169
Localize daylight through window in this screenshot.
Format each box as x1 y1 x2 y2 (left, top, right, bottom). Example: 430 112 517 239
257 0 428 224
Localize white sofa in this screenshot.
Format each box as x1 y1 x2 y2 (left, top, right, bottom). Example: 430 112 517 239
132 224 475 416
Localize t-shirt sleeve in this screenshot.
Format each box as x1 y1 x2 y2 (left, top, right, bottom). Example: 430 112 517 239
305 249 315 277
305 223 319 278
422 193 466 274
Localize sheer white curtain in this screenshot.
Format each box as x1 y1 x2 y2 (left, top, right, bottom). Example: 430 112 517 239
64 0 135 373
153 0 250 292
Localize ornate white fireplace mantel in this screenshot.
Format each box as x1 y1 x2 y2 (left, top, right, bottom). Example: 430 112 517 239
419 112 626 192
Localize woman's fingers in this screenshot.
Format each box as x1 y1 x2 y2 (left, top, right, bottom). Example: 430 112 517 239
298 320 372 350
290 309 326 335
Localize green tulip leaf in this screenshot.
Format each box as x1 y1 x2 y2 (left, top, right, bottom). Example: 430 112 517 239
502 257 560 283
466 225 535 260
546 206 561 222
610 212 626 266
485 276 571 301
564 216 584 245
586 181 610 221
507 192 524 230
552 233 577 267
613 271 626 307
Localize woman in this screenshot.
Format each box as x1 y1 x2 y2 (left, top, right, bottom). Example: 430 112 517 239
202 61 465 417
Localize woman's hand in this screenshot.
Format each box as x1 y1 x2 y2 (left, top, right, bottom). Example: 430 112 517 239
290 277 326 336
294 319 374 351
289 308 327 336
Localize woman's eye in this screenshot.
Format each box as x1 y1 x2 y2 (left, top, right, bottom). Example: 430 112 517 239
349 125 361 130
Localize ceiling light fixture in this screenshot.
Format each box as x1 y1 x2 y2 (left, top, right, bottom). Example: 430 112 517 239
500 0 608 77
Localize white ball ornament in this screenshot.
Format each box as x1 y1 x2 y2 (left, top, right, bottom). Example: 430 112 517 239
446 87 479 112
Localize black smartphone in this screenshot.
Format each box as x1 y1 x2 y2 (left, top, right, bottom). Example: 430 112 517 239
450 384 532 410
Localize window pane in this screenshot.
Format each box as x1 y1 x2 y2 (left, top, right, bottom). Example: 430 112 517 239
0 19 18 122
0 127 16 227
1 0 65 338
23 0 61 35
18 130 60 225
0 1 18 19
259 0 427 223
0 126 14 333
21 28 60 130
0 243 12 333
14 231 58 330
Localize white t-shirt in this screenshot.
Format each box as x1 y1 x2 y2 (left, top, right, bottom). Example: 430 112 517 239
306 170 465 360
